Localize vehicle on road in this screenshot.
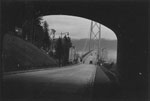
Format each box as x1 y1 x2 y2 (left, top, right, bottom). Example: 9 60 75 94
89 60 93 64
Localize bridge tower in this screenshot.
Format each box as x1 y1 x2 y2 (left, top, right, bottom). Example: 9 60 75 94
89 21 101 60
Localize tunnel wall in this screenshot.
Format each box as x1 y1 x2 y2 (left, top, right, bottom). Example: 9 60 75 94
1 1 148 95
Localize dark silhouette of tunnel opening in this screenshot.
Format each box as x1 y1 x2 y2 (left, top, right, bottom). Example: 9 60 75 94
1 1 148 100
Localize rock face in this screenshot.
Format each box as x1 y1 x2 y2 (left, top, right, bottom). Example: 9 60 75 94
3 34 58 72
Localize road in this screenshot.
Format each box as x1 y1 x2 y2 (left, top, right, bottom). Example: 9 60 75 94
2 51 110 101
83 50 97 64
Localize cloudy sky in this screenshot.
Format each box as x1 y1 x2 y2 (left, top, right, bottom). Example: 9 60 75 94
42 15 117 40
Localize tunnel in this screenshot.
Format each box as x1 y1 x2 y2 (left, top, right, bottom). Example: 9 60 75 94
1 0 148 100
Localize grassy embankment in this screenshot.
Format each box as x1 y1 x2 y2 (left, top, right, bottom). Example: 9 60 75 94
3 34 58 72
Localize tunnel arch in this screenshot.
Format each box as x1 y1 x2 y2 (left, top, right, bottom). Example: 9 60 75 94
1 1 148 98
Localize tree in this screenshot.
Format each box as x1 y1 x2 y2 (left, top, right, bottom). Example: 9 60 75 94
43 21 50 51
32 17 43 45
22 20 32 42
55 37 63 66
34 24 45 48
22 17 48 49
22 17 43 43
50 29 56 38
61 35 72 65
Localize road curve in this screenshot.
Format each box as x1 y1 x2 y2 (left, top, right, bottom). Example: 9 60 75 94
3 64 97 101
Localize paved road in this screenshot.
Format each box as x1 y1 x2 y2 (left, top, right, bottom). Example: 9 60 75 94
3 64 96 101
2 51 110 101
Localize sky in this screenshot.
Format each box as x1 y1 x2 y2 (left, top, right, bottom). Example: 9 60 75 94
42 15 117 40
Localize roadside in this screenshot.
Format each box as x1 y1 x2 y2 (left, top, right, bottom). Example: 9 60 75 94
101 66 120 85
3 63 82 76
92 65 121 101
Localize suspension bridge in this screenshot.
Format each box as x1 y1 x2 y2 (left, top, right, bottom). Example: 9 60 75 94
81 21 105 64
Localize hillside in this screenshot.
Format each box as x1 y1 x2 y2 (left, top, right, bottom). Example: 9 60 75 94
3 34 58 72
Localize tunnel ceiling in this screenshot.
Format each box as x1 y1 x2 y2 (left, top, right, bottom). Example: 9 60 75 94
2 1 147 37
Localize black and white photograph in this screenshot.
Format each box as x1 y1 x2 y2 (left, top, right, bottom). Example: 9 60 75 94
0 0 148 101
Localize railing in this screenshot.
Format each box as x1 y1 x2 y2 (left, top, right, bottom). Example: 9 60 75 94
81 50 93 59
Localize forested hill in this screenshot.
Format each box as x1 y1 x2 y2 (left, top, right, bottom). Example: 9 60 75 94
71 38 117 52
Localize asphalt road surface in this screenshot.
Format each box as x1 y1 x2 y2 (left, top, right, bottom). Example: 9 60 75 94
2 52 110 101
